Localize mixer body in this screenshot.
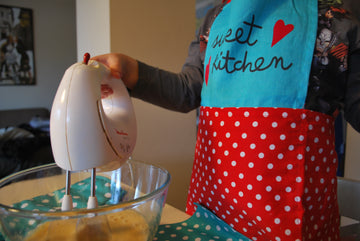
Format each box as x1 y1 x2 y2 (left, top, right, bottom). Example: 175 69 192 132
50 60 136 172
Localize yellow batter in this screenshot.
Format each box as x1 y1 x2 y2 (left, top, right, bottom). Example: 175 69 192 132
25 209 149 241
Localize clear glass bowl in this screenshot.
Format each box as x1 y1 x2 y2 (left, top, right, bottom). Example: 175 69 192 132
0 160 170 241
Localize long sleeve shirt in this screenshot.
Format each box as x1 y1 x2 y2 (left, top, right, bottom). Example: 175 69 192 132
130 1 360 132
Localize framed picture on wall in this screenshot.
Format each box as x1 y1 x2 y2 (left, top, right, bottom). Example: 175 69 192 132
0 5 35 85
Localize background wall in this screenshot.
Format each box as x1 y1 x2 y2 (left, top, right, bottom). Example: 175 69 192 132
76 0 197 210
109 0 197 210
0 0 77 110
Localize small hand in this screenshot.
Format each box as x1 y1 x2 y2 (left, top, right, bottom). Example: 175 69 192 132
91 53 139 90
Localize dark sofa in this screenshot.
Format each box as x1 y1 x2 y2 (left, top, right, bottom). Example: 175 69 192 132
0 108 54 179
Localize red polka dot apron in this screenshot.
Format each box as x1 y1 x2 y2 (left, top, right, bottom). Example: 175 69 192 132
186 1 340 240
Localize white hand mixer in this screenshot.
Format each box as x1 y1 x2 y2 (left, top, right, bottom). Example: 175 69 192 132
50 53 137 211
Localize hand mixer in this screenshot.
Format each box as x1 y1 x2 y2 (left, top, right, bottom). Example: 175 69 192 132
50 53 137 211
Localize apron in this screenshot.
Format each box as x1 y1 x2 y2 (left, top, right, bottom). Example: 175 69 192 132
186 1 340 240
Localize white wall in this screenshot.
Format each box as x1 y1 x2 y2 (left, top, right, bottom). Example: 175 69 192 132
76 0 110 60
0 0 77 111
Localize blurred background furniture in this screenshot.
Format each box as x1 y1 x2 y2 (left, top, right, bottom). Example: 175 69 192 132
0 108 54 179
338 177 360 240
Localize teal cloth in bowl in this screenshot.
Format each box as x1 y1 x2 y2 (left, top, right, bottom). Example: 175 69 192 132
0 176 126 240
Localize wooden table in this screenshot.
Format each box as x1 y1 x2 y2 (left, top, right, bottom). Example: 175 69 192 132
160 204 190 224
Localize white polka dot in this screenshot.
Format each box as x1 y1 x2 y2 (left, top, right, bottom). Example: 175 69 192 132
276 176 282 182
235 121 240 127
280 134 286 140
274 218 281 224
272 122 278 128
28 219 36 226
258 153 265 158
250 143 256 149
265 205 272 211
248 162 254 168
244 111 250 117
257 175 263 181
247 184 253 190
267 163 274 169
233 143 238 148
260 134 267 139
269 144 276 150
228 112 233 117
242 133 247 139
21 203 29 208
240 152 246 157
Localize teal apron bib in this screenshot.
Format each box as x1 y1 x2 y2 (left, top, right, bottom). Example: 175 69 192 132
186 1 340 240
201 0 317 108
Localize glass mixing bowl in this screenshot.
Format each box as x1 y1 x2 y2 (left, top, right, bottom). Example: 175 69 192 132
0 160 170 241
